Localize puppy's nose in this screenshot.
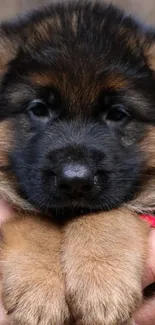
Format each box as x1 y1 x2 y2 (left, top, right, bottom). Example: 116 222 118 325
57 163 94 195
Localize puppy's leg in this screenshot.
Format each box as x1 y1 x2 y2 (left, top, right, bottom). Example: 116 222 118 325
62 208 149 325
0 216 70 325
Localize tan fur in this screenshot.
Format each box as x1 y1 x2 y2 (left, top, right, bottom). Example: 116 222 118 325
0 120 34 211
102 73 128 90
71 13 78 36
0 208 149 325
127 126 155 213
62 208 149 325
1 215 70 325
0 29 20 74
0 121 13 168
144 43 155 71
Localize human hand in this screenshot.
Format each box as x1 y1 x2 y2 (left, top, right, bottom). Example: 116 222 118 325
134 227 155 325
0 199 15 325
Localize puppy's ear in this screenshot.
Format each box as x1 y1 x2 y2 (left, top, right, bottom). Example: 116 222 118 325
145 43 155 71
143 31 155 72
0 23 21 74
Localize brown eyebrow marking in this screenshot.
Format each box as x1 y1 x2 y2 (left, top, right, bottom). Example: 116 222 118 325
102 74 128 90
31 73 56 87
31 72 128 91
145 44 155 71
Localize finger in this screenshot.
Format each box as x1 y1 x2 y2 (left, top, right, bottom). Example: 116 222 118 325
142 227 155 288
0 199 15 225
134 297 155 325
0 284 10 325
0 201 13 325
0 306 9 325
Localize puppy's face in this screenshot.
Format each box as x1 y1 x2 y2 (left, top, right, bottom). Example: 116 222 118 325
1 1 155 214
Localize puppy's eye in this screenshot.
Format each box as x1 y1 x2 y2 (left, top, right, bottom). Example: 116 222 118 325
106 104 129 122
27 99 49 118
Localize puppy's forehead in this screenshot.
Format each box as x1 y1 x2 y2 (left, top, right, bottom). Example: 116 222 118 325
23 9 132 110
7 3 149 115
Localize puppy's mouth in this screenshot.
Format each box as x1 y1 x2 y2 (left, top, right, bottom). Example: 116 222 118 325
39 197 106 214
49 206 102 220
20 176 137 217
31 195 119 219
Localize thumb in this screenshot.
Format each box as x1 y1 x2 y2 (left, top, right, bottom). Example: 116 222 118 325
0 199 15 225
134 297 155 325
134 227 155 325
142 227 155 288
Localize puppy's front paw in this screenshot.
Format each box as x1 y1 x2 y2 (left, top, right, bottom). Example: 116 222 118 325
65 266 141 325
2 252 70 325
1 217 71 325
62 210 148 325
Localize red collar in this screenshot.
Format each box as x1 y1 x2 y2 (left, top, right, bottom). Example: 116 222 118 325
140 214 155 227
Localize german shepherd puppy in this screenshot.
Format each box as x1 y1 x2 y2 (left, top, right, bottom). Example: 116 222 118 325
0 1 155 324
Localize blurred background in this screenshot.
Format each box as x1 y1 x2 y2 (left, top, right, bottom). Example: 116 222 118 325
0 0 155 25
